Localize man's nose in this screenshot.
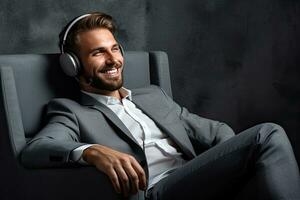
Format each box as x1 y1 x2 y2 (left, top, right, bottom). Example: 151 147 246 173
105 51 117 64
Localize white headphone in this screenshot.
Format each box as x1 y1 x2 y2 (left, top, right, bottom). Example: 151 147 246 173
59 13 124 77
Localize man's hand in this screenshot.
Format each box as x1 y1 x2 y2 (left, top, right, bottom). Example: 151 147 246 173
82 144 147 197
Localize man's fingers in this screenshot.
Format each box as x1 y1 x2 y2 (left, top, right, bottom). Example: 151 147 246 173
114 165 130 197
122 161 139 194
131 158 147 190
106 168 121 194
87 145 146 196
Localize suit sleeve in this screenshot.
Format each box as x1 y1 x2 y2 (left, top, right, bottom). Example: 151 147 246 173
159 87 235 154
20 99 87 168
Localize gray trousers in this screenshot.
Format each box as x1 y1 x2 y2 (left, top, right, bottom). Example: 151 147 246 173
149 123 300 200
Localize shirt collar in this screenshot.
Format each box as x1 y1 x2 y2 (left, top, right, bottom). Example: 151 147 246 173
81 87 132 105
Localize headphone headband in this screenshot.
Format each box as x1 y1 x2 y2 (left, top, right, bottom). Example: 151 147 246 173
61 13 92 53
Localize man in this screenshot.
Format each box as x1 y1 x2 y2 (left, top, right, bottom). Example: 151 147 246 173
21 12 300 200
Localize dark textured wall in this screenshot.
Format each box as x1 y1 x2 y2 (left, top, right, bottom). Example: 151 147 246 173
0 0 148 53
147 0 300 163
0 0 299 161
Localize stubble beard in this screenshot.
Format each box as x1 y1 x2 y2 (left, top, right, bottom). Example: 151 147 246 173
90 72 123 91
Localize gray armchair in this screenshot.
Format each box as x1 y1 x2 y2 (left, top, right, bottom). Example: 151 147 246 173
0 51 172 200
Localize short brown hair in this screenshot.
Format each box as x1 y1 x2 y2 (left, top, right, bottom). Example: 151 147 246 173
59 12 116 53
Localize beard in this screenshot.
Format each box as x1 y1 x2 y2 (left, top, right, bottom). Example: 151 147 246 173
90 73 123 91
88 62 124 91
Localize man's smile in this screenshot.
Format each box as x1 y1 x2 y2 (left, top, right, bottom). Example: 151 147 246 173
99 66 122 78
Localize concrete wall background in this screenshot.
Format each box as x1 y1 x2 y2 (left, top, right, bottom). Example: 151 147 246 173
0 0 299 161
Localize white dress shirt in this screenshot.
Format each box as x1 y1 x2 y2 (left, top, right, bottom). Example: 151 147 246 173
71 88 187 189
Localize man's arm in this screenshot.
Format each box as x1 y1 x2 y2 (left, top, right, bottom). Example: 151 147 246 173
20 99 86 167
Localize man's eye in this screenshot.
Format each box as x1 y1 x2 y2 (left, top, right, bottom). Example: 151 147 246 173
93 51 104 56
112 47 120 52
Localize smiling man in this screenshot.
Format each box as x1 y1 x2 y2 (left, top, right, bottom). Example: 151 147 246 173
21 12 300 200
78 28 124 95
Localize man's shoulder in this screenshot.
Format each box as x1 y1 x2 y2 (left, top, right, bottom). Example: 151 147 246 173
131 85 164 96
47 97 82 112
131 85 173 106
48 97 80 105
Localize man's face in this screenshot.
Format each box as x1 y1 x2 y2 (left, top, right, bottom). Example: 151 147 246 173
77 28 124 91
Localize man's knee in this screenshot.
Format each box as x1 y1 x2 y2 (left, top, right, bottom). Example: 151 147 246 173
256 123 286 142
256 123 294 157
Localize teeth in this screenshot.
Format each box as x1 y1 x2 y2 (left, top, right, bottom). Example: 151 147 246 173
105 68 117 74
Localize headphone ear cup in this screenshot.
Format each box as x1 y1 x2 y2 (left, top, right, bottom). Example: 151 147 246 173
59 52 81 77
119 44 124 56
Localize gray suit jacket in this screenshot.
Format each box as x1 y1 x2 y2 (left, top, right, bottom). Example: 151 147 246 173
21 85 235 172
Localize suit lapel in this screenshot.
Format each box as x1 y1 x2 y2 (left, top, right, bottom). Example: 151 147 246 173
80 92 140 147
131 90 196 158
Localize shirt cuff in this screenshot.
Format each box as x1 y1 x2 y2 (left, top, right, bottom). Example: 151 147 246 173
71 144 94 165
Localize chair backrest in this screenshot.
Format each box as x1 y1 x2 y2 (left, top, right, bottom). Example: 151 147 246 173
0 51 172 157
